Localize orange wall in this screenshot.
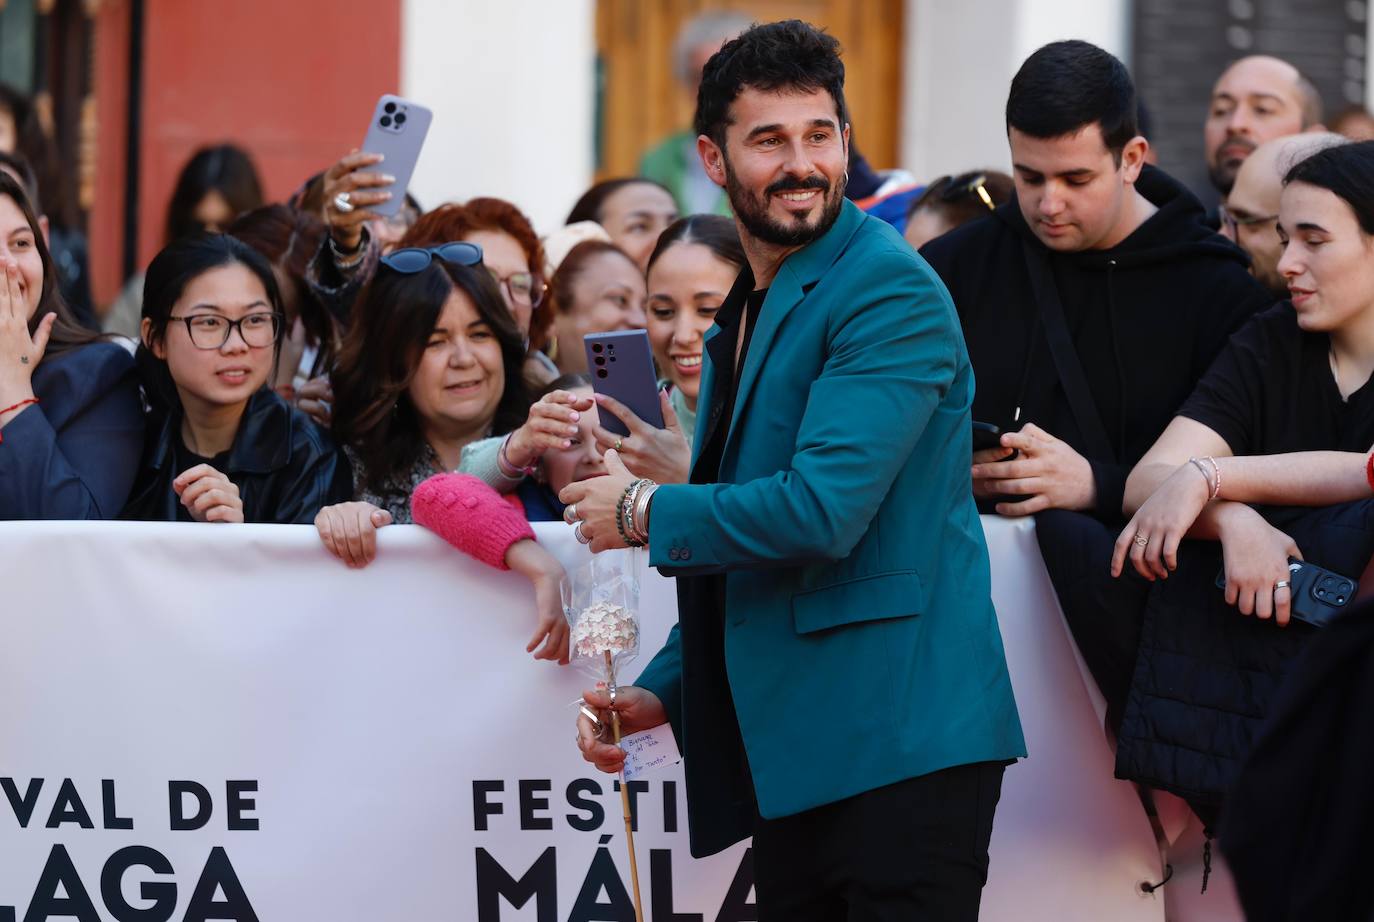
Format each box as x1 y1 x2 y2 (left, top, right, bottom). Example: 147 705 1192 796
117 0 401 299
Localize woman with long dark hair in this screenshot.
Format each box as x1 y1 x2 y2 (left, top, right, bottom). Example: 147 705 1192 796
315 241 568 662
121 234 350 523
0 171 143 519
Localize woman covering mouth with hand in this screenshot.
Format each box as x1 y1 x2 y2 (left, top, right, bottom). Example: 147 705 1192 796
590 215 745 485
121 234 352 523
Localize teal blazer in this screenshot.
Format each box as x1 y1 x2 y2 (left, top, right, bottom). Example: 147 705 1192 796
636 200 1026 857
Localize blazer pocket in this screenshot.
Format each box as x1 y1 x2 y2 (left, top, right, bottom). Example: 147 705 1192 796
791 570 926 635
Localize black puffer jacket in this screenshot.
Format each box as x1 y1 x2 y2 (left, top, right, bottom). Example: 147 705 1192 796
122 388 352 524
920 164 1275 521
1115 500 1374 804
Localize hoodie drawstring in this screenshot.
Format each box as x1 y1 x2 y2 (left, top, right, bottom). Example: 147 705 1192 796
1104 258 1128 460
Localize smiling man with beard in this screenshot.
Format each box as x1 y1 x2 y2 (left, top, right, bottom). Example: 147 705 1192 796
563 19 1025 921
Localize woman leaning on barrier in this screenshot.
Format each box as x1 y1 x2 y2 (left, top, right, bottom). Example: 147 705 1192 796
0 171 144 519
120 234 352 524
315 241 570 662
1095 140 1374 814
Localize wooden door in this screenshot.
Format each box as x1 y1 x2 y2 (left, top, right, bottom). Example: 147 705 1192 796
595 0 904 180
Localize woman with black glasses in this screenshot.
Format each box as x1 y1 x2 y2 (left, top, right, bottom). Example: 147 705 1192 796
121 234 351 523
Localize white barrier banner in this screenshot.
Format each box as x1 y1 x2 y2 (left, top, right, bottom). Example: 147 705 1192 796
0 519 1168 921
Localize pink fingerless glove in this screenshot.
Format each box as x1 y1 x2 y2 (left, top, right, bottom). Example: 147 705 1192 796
411 473 535 570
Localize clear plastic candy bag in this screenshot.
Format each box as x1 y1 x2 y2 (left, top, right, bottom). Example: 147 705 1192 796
562 548 642 686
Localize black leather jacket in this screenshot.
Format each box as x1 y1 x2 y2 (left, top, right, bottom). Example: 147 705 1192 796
122 389 352 524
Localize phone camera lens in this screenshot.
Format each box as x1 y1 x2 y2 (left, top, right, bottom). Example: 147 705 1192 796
596 369 609 379
610 356 616 362
380 115 393 128
384 102 397 114
591 343 603 353
395 113 407 125
594 355 606 366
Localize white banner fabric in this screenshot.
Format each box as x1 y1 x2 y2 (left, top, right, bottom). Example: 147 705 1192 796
0 518 1171 921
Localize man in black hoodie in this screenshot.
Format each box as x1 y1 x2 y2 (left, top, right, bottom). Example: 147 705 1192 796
921 41 1275 728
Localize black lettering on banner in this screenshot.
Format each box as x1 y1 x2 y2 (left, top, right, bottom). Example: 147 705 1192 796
1 778 42 828
102 780 133 830
565 779 604 832
169 781 213 831
715 847 758 922
650 849 703 922
519 780 553 831
474 846 555 922
472 780 504 832
225 781 259 831
100 846 176 921
611 780 649 833
183 847 258 922
663 780 678 834
23 844 100 922
45 778 94 829
568 837 634 922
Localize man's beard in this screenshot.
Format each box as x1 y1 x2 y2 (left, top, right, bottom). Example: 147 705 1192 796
723 152 847 247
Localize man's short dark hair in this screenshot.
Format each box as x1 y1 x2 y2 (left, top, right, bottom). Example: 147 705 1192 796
694 19 848 147
1006 40 1139 162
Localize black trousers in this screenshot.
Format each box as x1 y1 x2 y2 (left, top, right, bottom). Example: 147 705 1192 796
752 761 1006 922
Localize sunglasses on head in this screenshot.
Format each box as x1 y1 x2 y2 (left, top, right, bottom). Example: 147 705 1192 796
380 241 484 274
939 172 996 212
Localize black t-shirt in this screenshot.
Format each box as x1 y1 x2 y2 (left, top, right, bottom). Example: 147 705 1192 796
695 286 767 485
1179 303 1374 455
170 439 231 523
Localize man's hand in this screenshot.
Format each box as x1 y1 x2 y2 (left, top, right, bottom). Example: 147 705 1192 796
575 684 668 774
559 449 637 552
969 423 1096 516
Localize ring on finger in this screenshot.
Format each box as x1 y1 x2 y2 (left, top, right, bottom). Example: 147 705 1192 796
332 192 355 214
1274 579 1291 593
614 437 623 452
574 521 591 544
1133 533 1149 548
563 503 579 525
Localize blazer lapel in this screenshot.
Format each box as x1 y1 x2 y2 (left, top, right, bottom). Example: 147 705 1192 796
726 200 868 446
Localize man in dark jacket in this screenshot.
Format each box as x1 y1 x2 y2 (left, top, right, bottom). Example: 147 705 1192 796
922 40 1275 525
920 40 1276 731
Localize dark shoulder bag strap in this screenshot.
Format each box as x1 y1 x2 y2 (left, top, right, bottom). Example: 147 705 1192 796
1020 238 1117 463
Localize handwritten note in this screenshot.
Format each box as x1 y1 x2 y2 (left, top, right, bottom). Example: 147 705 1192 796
620 724 681 780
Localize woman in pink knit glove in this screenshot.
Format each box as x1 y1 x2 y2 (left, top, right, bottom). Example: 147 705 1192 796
412 472 569 663
316 473 569 663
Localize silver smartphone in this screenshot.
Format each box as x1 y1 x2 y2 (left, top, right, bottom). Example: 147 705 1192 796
584 330 666 438
358 94 432 217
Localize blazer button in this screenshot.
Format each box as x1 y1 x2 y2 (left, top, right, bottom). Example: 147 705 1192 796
669 548 681 561
680 548 692 561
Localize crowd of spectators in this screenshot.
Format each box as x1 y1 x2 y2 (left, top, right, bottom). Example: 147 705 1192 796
3 11 1374 915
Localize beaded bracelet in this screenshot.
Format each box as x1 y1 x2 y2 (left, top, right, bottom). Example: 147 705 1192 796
1187 457 1215 498
1203 456 1222 500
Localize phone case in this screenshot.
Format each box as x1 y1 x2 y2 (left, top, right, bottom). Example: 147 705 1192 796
1215 557 1358 628
358 94 432 217
584 330 665 438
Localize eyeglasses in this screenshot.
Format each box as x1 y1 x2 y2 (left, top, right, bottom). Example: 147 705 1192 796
1219 204 1279 234
380 241 484 274
488 268 546 308
940 172 996 212
168 312 282 350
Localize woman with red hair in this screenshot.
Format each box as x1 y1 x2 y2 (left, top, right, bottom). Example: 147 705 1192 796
401 198 557 385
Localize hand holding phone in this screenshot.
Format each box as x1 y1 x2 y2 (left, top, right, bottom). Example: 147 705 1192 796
355 94 432 218
1216 558 1358 628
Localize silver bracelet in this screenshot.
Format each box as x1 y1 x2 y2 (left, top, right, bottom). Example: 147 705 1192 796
631 482 658 545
